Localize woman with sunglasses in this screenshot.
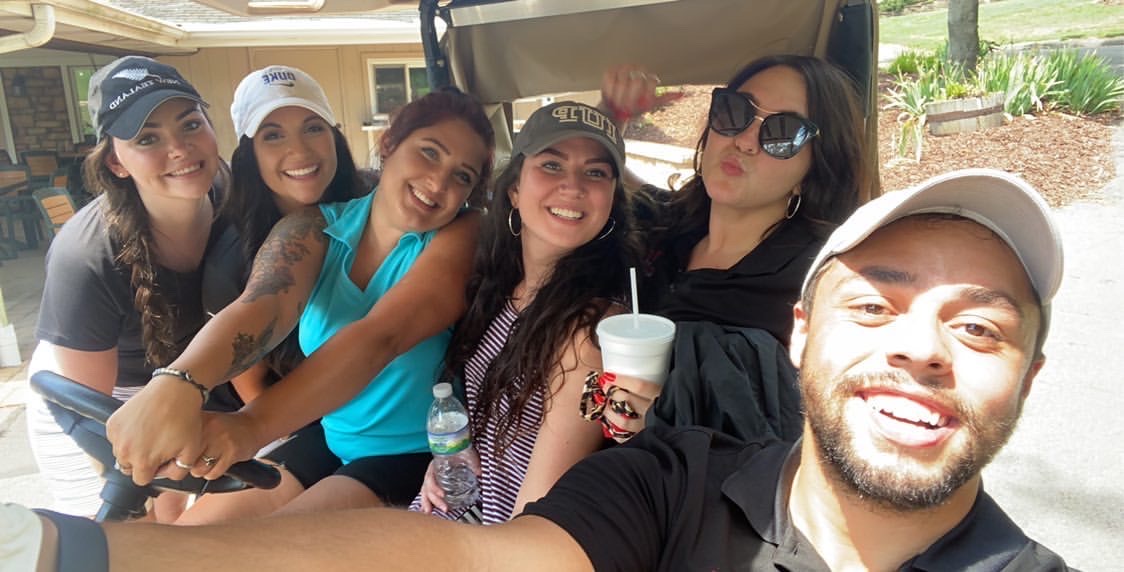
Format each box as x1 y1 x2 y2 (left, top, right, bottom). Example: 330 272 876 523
411 102 641 523
594 55 873 441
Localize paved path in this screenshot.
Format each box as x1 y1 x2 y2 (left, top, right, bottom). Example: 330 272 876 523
981 123 1124 571
1 128 1122 567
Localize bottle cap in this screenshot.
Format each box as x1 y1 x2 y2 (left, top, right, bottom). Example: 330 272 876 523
433 382 452 398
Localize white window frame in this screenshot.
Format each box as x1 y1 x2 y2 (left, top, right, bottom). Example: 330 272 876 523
64 65 98 143
365 58 428 127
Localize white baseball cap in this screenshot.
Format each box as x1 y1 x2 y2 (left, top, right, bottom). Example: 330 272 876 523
231 65 337 139
802 168 1064 309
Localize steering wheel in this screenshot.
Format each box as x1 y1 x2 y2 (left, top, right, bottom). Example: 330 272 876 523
30 370 281 522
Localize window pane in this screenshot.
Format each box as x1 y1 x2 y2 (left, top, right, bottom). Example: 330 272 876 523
72 67 96 137
374 67 407 114
409 67 430 100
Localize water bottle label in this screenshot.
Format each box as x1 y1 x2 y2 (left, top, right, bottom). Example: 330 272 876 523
428 425 470 455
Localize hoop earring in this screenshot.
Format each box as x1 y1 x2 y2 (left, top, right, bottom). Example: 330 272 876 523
784 194 802 220
595 217 616 241
507 208 521 237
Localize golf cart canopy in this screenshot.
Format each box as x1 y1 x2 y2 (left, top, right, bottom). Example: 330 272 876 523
437 0 877 112
195 0 876 112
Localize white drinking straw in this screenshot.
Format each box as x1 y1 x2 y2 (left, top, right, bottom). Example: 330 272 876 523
630 267 640 327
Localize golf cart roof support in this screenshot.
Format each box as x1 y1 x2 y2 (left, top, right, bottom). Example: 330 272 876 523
420 0 452 90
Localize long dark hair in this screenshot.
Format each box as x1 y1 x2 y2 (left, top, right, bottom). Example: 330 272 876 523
223 126 364 264
663 54 871 241
446 154 641 453
83 114 229 366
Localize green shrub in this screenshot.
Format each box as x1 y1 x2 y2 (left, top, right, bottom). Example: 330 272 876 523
888 49 938 75
1046 50 1124 114
976 52 1062 115
885 71 941 160
880 0 927 16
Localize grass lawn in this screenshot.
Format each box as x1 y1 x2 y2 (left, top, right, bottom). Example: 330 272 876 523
880 0 1124 50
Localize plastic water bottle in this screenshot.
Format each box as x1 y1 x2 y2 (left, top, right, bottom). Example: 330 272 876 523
426 382 479 511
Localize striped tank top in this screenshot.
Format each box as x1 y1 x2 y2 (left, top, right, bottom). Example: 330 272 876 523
410 301 544 524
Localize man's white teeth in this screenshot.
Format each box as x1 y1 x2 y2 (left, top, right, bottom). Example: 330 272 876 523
866 394 948 428
285 165 318 177
169 164 201 176
411 187 436 207
548 207 583 220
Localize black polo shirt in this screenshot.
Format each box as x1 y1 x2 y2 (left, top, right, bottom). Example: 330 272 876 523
522 426 1070 571
636 189 828 344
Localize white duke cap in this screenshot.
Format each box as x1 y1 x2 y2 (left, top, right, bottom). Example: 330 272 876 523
801 168 1064 308
231 65 337 139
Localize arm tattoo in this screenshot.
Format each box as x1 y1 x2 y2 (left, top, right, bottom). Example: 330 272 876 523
243 209 327 303
223 316 279 380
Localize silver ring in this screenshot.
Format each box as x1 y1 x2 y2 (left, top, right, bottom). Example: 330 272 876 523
202 455 218 468
114 461 132 473
173 458 193 470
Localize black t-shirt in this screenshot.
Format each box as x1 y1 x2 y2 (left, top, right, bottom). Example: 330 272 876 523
523 426 1071 571
35 195 224 387
635 186 828 345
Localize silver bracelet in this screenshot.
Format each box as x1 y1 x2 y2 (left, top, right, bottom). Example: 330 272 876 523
151 367 209 405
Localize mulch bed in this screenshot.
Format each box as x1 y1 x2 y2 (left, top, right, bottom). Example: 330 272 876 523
623 82 1121 207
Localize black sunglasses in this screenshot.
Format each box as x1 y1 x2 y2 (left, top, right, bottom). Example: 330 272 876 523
707 87 820 159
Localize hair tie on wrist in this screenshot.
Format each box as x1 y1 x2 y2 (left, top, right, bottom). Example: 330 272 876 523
151 367 209 405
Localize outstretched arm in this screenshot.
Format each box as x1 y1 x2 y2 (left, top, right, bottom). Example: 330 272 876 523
107 510 590 571
195 212 481 479
106 208 329 485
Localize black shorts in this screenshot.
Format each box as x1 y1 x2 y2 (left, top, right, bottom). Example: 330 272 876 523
335 452 432 507
260 422 341 489
261 424 430 505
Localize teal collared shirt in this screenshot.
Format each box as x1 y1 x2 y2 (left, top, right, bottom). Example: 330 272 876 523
299 191 449 462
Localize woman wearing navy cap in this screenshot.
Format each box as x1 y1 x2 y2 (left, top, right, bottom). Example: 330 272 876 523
26 55 227 520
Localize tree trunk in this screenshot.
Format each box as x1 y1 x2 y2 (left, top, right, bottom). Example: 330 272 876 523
948 0 980 73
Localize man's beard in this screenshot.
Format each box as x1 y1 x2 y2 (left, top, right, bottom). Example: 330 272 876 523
800 368 1023 512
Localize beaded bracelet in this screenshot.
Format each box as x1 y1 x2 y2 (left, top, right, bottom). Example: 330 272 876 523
151 367 209 405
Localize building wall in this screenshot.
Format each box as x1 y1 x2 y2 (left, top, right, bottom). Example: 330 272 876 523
163 43 424 167
0 67 72 164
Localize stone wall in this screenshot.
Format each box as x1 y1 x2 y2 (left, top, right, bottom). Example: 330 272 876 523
1 67 72 164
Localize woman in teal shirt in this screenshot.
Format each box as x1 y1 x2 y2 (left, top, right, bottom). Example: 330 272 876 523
105 88 495 514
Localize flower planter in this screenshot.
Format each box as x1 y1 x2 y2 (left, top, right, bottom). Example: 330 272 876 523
925 92 1006 136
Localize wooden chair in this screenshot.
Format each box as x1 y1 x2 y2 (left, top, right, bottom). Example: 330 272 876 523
20 150 59 189
1 164 40 252
51 167 69 189
32 187 77 239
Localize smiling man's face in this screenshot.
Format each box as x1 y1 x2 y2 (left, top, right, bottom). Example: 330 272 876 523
790 215 1044 511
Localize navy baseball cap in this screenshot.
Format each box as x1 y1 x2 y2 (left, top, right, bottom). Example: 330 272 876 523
89 56 207 141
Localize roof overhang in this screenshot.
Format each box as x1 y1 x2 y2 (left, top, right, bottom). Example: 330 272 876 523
0 0 193 55
0 0 429 56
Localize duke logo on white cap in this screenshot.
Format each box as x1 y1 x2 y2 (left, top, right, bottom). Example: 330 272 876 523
231 65 337 140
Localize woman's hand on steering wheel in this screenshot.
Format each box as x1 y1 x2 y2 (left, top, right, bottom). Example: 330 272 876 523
105 376 206 486
192 411 267 481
